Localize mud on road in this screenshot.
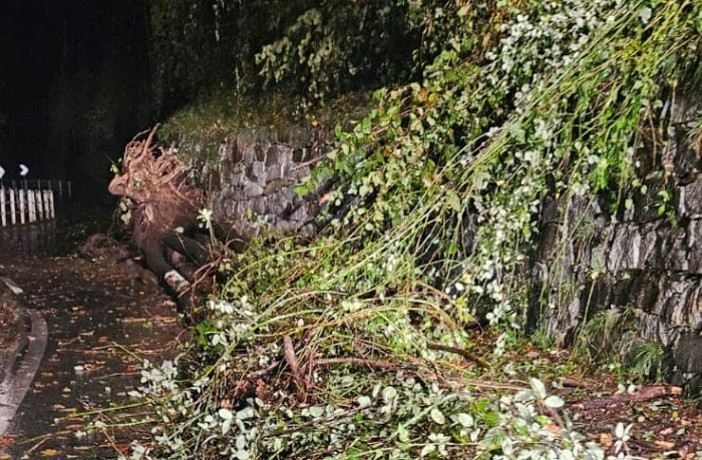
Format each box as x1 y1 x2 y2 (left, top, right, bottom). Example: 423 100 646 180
0 216 185 459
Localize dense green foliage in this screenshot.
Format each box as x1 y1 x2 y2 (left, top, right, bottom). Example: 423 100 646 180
146 0 415 114
119 1 702 459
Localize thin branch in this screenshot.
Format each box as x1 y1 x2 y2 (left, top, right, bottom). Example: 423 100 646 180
244 361 281 380
314 357 399 371
283 335 304 389
427 342 492 369
292 154 327 171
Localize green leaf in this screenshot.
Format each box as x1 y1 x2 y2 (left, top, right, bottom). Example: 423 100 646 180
234 450 250 460
309 406 325 418
529 378 547 400
639 7 652 24
446 191 462 211
361 117 372 135
456 413 474 428
544 395 565 408
382 386 398 402
237 407 255 420
396 424 409 442
430 408 446 425
420 444 435 457
615 422 625 439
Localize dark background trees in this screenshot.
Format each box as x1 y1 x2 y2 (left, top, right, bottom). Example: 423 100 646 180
0 0 422 202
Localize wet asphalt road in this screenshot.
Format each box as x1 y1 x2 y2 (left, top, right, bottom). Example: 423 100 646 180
0 213 184 458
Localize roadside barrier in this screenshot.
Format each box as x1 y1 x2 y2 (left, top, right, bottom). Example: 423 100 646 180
0 187 55 226
6 179 72 199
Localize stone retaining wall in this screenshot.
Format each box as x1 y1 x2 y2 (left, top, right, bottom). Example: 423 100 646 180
198 98 702 388
536 96 702 389
207 128 328 237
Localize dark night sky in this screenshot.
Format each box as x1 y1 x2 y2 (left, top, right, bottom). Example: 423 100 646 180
0 2 60 169
0 0 153 200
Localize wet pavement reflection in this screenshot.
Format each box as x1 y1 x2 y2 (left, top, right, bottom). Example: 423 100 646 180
0 221 57 259
0 214 184 458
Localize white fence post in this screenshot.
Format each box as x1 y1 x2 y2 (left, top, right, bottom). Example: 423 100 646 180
10 189 20 225
48 190 55 219
46 190 51 220
0 188 5 227
37 191 44 221
28 190 35 223
0 185 58 227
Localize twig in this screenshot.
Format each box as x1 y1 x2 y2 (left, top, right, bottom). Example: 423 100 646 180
292 155 327 171
542 404 565 429
102 427 127 458
572 385 681 411
58 400 153 421
283 335 305 393
23 436 49 455
559 376 594 389
96 371 140 381
55 348 113 354
315 357 399 371
427 342 492 369
245 360 281 380
266 406 365 437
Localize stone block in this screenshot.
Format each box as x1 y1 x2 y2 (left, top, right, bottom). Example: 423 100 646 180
250 196 266 215
639 224 660 268
686 219 702 274
607 224 642 272
628 272 660 315
246 162 265 182
266 146 279 166
267 163 284 181
665 279 694 328
293 148 305 162
686 282 702 331
660 227 688 272
224 200 248 221
275 219 298 233
673 332 702 375
680 174 702 218
230 141 243 164
288 205 308 222
255 144 266 162
267 195 288 216
281 147 293 164
281 185 295 202
634 311 664 343
244 182 263 198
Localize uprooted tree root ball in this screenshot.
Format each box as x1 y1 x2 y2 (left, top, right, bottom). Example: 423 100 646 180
108 126 215 300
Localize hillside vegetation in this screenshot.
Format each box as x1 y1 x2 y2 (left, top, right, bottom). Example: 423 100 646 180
120 1 702 459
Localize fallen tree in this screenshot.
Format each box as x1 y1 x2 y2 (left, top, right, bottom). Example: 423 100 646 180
108 126 213 298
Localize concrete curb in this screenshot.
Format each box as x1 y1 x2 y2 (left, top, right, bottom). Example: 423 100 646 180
0 309 48 437
0 328 28 398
